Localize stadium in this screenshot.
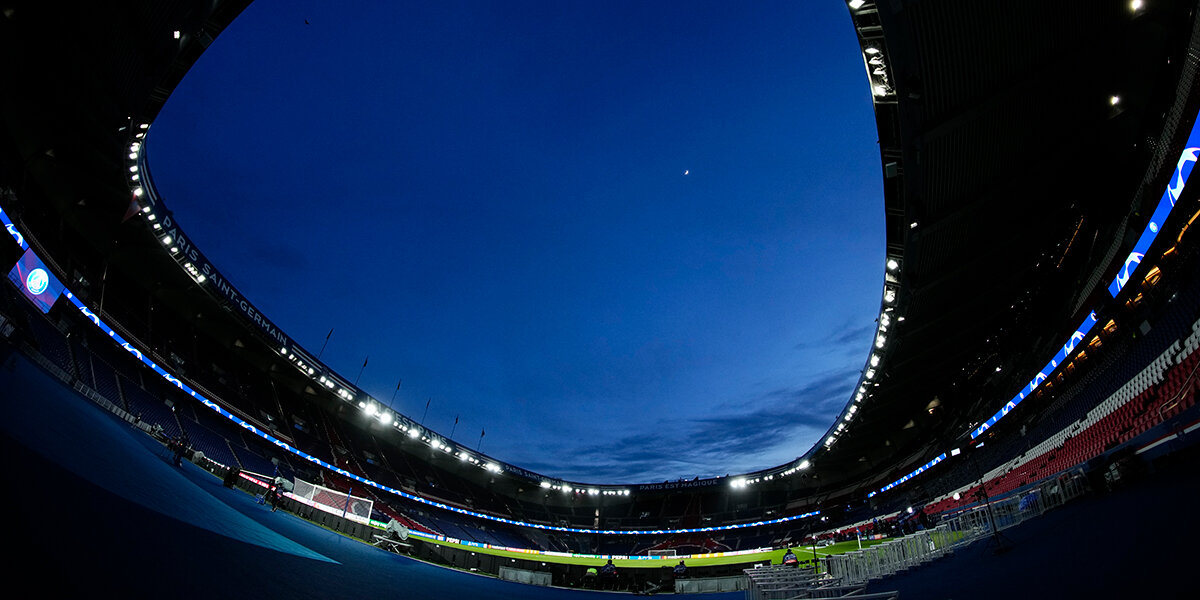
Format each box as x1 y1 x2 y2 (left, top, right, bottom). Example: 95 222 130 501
1 0 1198 598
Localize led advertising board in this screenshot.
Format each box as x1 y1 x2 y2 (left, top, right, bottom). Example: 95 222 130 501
1108 113 1200 296
8 248 64 313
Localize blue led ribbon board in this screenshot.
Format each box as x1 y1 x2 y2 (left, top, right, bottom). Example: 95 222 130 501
1108 113 1200 297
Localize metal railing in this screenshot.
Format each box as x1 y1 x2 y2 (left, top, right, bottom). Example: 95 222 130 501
743 564 900 599
825 468 1090 587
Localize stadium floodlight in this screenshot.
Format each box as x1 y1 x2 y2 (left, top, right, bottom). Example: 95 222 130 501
872 85 889 96
799 460 810 470
380 412 392 426
160 235 172 245
886 258 899 271
128 152 138 160
865 368 876 379
875 334 886 348
139 123 149 129
883 288 897 303
131 173 139 181
133 187 143 197
562 484 573 493
848 0 866 9
1110 95 1121 106
129 165 138 172
407 427 419 438
1131 0 1143 10
864 46 880 55
870 354 880 367
953 492 961 500
173 30 181 39
540 481 551 489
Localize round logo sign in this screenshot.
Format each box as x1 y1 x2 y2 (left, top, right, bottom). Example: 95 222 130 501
26 268 49 295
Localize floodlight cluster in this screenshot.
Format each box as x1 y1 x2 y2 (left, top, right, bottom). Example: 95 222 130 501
539 480 629 496
820 256 904 452
125 134 522 484
730 474 775 489
846 1 894 101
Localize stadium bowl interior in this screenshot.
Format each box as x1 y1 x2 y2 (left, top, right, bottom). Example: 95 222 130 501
1 1 1198 598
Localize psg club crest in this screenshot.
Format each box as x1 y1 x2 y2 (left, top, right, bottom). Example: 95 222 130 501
26 268 49 295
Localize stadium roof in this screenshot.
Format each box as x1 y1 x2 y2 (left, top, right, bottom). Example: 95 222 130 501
813 0 1199 497
2 0 1198 511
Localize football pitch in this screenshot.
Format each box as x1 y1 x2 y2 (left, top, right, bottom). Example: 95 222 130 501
418 535 892 570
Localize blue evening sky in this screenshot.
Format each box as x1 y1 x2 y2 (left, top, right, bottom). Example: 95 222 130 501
148 0 884 483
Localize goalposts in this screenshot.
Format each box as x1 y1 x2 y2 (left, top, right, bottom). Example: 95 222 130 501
291 478 374 525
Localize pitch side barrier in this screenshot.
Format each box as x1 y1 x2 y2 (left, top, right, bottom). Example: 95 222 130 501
742 564 900 599
826 469 1091 586
672 575 745 594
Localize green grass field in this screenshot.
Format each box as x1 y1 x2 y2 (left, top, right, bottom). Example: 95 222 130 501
415 535 892 570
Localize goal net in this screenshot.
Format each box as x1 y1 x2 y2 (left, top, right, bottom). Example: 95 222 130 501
292 478 374 524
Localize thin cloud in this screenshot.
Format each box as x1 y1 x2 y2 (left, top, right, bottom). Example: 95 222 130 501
519 366 861 481
795 320 875 352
